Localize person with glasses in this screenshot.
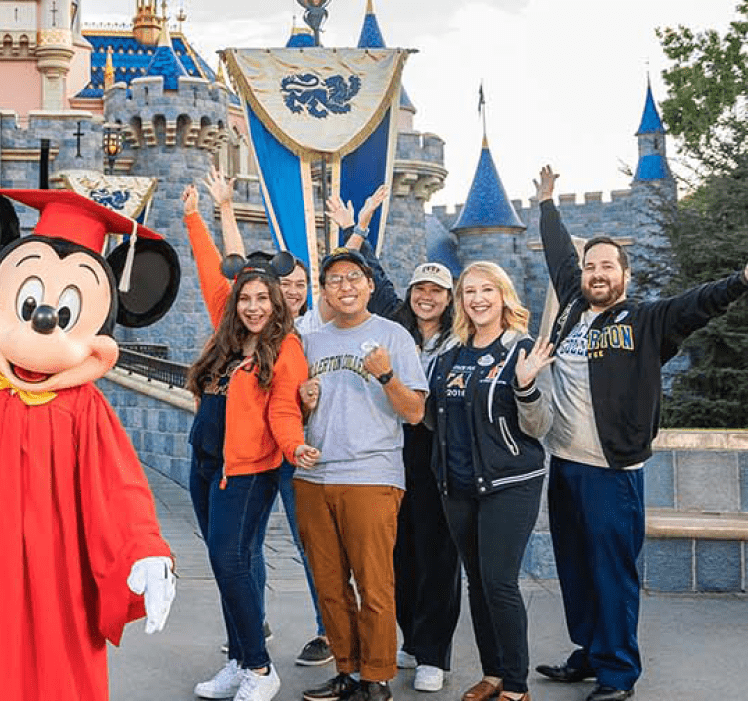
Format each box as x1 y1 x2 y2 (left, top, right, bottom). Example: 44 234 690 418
325 193 461 694
296 247 429 701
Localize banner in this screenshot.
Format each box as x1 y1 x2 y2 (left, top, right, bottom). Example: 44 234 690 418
223 47 410 300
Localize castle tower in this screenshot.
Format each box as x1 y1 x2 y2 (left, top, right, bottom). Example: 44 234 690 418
356 0 446 290
633 78 674 194
133 0 162 46
451 133 526 286
104 21 231 361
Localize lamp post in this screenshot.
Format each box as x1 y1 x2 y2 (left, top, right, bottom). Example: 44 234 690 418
102 123 123 175
295 0 332 46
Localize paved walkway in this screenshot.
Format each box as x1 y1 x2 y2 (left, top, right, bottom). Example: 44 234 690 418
109 466 748 701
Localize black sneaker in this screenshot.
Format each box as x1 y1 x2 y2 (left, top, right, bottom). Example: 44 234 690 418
296 636 334 666
264 621 273 641
303 673 360 701
349 681 393 701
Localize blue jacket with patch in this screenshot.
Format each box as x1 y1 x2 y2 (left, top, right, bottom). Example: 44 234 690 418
428 331 551 497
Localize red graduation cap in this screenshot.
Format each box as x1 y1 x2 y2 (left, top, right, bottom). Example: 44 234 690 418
0 188 166 293
0 189 162 250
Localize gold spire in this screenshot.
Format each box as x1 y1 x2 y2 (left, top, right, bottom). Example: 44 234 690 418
104 46 115 91
366 0 374 14
216 61 226 85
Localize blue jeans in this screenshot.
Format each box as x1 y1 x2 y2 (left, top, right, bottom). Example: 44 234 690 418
279 459 325 636
190 449 278 668
548 457 644 691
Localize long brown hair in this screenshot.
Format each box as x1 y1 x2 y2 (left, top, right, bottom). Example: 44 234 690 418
186 270 297 396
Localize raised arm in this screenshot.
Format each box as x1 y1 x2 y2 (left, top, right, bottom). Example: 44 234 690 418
202 165 245 258
326 186 401 319
362 344 425 425
535 165 583 306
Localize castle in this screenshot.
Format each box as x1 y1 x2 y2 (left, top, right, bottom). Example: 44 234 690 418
0 0 677 568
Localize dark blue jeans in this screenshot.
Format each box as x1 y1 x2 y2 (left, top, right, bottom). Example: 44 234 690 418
279 459 325 636
548 457 644 691
190 449 278 668
443 478 543 694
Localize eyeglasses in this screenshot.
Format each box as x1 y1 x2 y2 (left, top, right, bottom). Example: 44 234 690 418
325 270 367 288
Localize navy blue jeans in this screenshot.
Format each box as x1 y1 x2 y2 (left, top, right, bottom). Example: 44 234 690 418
190 449 279 668
279 459 325 636
548 457 644 691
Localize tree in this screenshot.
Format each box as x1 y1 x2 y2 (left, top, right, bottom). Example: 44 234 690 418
657 3 748 428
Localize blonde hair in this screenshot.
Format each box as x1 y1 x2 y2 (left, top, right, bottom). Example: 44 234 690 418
453 261 529 344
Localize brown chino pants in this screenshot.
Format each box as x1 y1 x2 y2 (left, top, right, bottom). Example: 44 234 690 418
294 479 403 681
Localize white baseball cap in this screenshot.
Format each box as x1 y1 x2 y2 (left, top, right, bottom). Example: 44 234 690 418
408 262 453 290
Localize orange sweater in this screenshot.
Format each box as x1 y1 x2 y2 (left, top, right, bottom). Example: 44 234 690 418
184 210 307 477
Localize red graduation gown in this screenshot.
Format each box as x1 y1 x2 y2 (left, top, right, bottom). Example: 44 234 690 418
0 382 171 701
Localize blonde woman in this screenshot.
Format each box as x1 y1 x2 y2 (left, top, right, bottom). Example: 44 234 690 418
427 262 553 701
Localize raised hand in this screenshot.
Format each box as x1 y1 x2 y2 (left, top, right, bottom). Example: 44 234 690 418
326 195 355 229
182 184 198 215
533 165 559 202
203 165 235 206
515 337 554 389
358 184 388 230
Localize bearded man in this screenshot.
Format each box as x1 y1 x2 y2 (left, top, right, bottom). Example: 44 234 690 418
533 165 748 701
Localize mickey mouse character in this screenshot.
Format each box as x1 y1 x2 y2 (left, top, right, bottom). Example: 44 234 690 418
0 189 180 701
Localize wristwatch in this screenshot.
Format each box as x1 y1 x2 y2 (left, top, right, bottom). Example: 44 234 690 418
377 370 394 385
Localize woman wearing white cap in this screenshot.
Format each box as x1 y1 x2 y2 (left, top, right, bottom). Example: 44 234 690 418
326 197 461 694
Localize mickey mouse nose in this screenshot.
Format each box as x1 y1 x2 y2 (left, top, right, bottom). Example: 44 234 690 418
32 305 58 334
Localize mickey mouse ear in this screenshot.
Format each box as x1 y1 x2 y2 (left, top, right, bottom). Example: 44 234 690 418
107 238 181 328
0 195 20 249
221 253 247 280
271 250 295 278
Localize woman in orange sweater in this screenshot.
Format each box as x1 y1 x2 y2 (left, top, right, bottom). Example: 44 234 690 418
182 184 319 701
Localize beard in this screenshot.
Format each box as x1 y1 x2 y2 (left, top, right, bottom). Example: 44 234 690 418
581 276 625 308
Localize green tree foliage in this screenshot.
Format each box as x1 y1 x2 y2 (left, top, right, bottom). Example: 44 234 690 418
657 2 748 427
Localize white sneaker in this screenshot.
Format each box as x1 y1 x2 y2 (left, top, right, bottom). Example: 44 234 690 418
414 665 444 692
195 659 241 699
396 650 417 669
233 664 281 701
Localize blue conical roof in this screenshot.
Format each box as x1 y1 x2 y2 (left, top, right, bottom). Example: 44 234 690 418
145 26 186 90
357 1 386 48
451 138 525 233
636 81 665 135
634 154 670 181
286 27 315 48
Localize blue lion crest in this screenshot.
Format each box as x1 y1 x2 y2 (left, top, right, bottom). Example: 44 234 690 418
90 188 130 211
281 73 361 118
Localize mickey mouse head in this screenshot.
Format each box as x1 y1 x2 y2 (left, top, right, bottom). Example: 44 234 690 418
0 190 180 393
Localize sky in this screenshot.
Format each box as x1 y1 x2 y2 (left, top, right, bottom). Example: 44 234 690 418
84 0 742 210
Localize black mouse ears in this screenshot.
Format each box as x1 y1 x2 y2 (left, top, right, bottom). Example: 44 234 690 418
220 250 295 281
0 194 20 249
107 237 181 328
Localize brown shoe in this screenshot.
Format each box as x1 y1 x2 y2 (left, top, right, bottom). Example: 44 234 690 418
497 693 531 701
461 680 503 701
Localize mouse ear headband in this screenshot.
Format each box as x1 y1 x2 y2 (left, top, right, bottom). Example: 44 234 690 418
220 249 295 281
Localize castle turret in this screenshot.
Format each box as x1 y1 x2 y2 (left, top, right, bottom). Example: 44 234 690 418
451 134 526 276
633 78 672 186
353 0 446 291
144 21 186 90
356 0 415 128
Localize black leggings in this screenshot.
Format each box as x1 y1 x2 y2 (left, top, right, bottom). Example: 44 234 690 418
442 477 543 693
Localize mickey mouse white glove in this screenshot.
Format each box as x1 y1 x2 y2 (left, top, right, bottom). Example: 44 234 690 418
127 556 176 634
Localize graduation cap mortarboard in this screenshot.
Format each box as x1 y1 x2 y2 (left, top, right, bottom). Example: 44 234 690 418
0 189 180 328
